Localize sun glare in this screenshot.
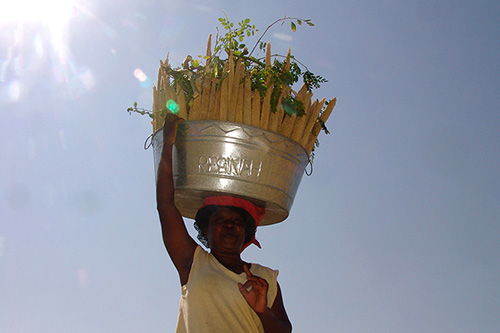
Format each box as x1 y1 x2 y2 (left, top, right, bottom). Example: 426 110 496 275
0 0 96 103
0 0 76 25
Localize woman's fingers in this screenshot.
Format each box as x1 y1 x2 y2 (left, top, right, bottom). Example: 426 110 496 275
238 272 269 313
240 265 268 296
239 276 268 291
244 264 253 278
238 281 253 293
162 113 184 145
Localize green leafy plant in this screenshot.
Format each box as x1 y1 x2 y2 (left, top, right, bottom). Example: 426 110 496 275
209 15 327 115
128 15 334 158
127 101 154 118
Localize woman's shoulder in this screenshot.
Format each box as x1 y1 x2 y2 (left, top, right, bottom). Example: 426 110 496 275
250 262 279 281
193 245 209 259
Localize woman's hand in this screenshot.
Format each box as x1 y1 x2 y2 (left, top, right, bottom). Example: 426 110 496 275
239 267 292 332
162 113 183 146
238 265 269 314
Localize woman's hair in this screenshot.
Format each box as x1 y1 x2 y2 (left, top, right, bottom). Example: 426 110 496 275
194 205 257 248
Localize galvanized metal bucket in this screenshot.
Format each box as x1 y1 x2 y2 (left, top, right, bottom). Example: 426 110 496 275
152 120 309 225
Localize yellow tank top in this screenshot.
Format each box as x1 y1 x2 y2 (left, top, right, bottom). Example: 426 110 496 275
175 246 278 332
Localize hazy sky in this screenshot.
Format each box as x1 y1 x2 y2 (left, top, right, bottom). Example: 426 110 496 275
1 1 499 332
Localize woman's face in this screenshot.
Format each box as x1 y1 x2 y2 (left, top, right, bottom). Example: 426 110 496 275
204 207 247 253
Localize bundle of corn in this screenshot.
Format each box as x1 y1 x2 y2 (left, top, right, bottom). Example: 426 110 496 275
151 17 335 156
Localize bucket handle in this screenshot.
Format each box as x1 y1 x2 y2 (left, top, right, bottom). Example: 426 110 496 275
304 158 313 176
144 133 155 150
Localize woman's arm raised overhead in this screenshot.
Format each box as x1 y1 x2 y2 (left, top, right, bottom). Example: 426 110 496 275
156 113 197 285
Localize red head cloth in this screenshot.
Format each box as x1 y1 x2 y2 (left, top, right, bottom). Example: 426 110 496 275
201 196 266 251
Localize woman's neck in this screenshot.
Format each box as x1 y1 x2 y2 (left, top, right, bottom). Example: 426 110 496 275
211 251 247 274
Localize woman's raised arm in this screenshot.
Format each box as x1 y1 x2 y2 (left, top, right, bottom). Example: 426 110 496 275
156 113 197 285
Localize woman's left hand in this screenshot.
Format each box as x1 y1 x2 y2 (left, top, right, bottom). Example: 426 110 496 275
238 265 269 314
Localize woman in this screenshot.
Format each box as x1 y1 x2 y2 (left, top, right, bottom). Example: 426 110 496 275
156 113 292 332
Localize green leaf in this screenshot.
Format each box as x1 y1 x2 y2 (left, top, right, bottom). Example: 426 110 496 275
297 19 302 25
291 21 296 32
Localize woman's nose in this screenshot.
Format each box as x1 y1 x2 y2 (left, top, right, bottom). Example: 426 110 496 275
224 219 237 228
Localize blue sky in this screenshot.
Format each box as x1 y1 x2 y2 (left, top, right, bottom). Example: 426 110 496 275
1 1 499 332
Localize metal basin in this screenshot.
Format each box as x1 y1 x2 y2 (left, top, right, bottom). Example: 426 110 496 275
152 120 309 225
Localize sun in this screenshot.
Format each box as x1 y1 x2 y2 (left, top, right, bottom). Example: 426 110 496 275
0 0 91 102
0 0 76 26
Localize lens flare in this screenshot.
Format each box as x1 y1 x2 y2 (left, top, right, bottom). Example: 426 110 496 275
133 68 147 82
133 68 152 88
166 99 179 113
